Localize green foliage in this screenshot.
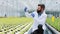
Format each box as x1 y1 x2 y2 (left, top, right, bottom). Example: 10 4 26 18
0 17 33 34
46 18 60 32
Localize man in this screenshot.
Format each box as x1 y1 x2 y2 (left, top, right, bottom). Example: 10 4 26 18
24 4 47 34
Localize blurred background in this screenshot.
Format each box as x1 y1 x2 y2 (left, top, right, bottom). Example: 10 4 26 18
0 0 60 17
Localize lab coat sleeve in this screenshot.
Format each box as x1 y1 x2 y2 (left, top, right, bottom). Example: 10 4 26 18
25 12 35 18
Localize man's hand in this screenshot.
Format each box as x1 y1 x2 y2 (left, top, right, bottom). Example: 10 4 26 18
24 7 27 12
31 13 35 17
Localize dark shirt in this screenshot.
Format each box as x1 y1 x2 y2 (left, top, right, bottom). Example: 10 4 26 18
38 12 42 17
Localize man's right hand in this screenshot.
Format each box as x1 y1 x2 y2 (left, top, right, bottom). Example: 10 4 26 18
24 7 27 12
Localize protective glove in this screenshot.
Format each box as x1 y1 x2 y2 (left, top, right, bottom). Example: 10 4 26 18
31 13 35 17
24 7 27 12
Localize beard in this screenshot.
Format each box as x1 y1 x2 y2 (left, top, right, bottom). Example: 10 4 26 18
37 10 43 15
37 10 42 13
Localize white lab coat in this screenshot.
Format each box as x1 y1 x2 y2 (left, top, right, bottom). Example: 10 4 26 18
25 10 47 34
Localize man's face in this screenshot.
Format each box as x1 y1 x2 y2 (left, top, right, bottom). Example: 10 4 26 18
37 6 42 13
37 6 41 11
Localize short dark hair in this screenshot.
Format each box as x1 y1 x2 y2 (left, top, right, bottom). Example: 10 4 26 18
38 4 45 10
